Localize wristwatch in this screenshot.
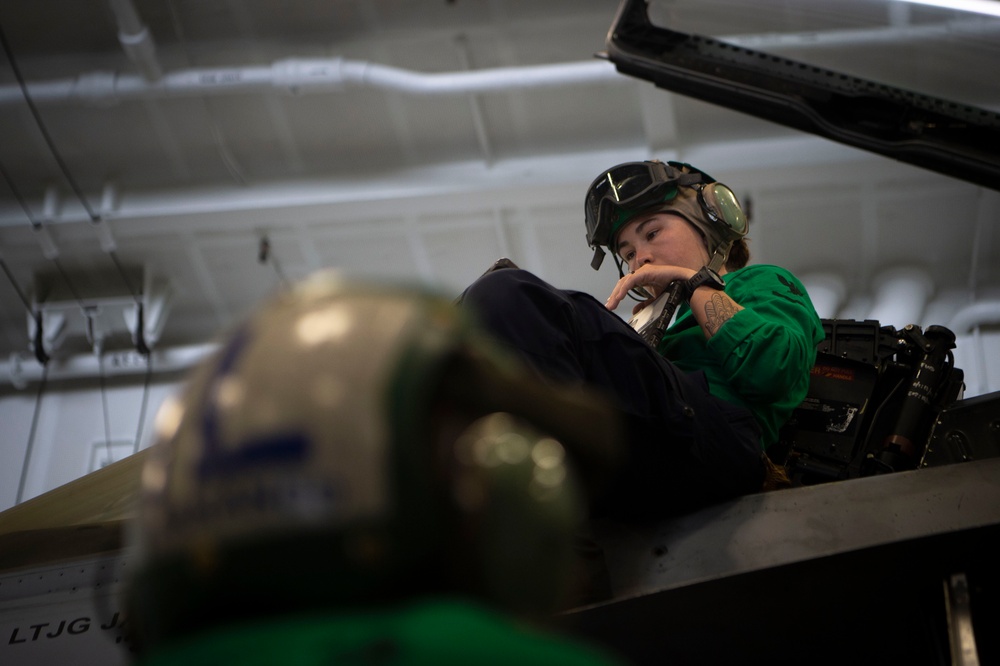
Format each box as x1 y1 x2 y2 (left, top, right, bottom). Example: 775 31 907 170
683 266 726 300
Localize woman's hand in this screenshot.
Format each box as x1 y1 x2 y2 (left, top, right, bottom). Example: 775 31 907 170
605 264 697 312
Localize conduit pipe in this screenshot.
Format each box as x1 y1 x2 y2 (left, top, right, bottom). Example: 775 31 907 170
108 0 162 82
0 58 623 107
3 19 999 108
800 273 847 319
866 267 934 329
949 300 1000 334
2 343 216 390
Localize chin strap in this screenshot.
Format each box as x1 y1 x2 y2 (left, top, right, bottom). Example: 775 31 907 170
706 249 728 273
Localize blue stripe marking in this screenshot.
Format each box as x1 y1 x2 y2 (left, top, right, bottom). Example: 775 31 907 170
198 325 309 479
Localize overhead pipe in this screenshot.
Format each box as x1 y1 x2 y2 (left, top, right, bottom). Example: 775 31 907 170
949 300 1000 334
107 0 162 81
865 267 934 329
800 273 847 319
949 301 1000 397
3 343 215 390
2 19 998 107
0 58 624 107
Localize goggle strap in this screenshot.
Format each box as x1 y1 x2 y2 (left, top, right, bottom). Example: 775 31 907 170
591 245 606 271
676 172 707 187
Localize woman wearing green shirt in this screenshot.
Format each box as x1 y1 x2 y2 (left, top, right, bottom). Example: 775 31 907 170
462 160 824 516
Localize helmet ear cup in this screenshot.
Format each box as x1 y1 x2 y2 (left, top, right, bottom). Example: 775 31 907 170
700 182 747 238
448 413 585 615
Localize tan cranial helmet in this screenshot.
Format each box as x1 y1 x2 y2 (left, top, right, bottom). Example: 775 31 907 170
585 160 748 272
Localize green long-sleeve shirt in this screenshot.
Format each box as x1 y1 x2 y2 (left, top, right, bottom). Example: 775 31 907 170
138 600 622 666
659 264 824 449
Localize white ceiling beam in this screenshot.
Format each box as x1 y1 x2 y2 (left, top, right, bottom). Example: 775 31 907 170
182 231 231 328
968 190 999 294
404 214 435 283
455 35 495 165
491 208 512 260
636 84 679 153
0 139 915 231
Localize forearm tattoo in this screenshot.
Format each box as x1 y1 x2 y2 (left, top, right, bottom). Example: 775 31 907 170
703 293 740 337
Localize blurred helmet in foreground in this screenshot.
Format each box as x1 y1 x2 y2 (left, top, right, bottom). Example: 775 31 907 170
126 272 620 652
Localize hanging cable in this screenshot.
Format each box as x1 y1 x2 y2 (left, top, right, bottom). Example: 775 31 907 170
0 157 38 235
97 350 115 467
52 256 87 302
132 353 153 455
134 299 151 356
1 159 44 310
1 115 89 358
1 22 145 320
29 311 49 365
87 307 114 466
15 362 48 504
259 235 290 288
0 251 32 314
0 251 47 363
2 162 52 364
108 248 140 301
0 23 100 223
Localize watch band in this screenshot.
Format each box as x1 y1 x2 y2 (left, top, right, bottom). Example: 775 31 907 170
683 266 726 300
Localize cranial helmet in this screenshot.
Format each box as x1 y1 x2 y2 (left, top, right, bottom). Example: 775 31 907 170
584 160 748 273
125 272 621 652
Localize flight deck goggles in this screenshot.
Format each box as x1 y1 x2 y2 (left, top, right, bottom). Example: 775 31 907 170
584 160 747 270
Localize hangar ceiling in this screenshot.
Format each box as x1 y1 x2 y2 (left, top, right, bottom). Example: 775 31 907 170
0 0 998 384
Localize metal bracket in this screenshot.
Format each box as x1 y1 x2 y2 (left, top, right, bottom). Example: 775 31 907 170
605 0 1000 190
944 572 981 666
